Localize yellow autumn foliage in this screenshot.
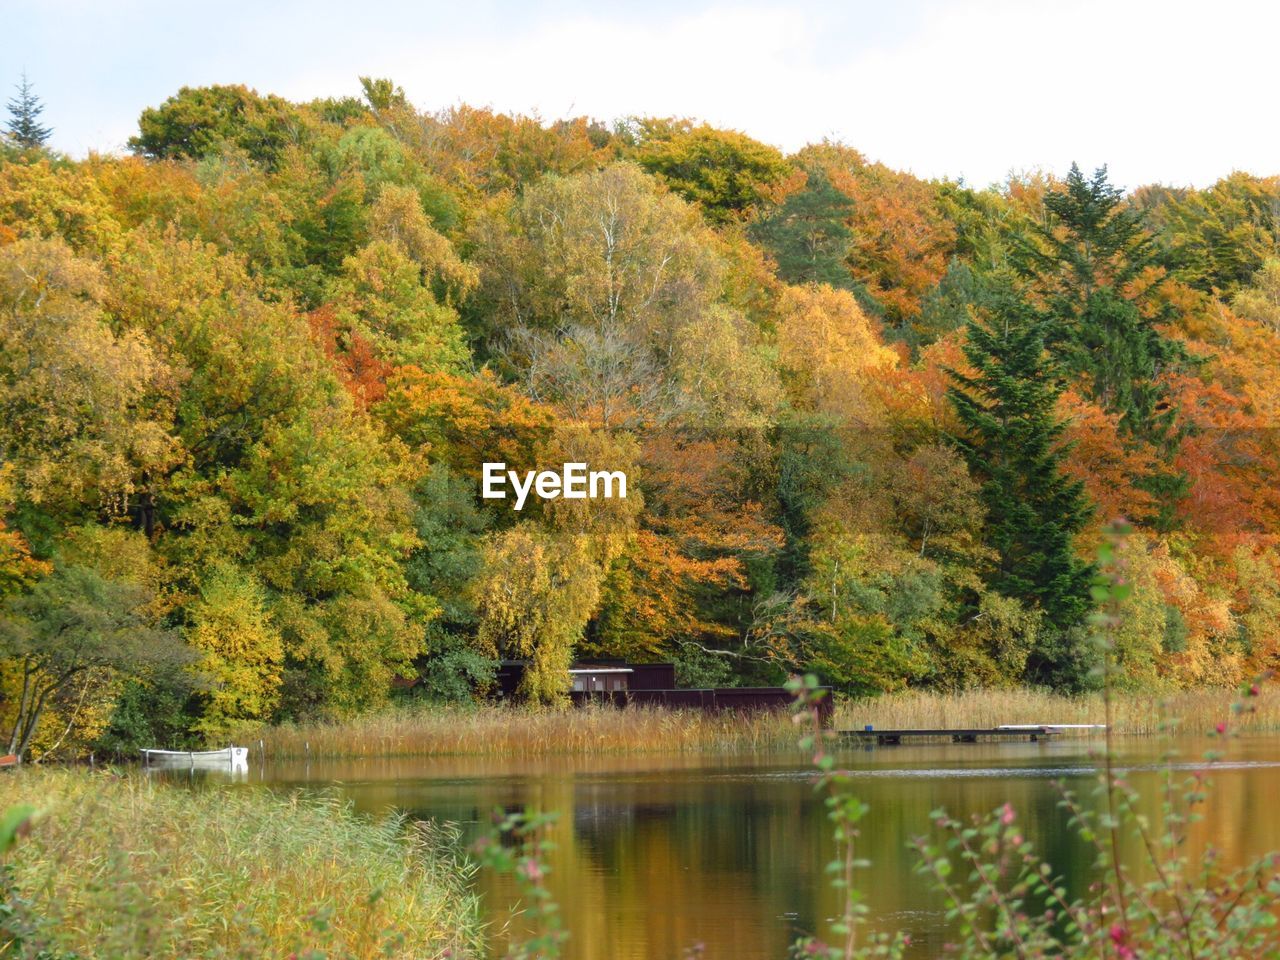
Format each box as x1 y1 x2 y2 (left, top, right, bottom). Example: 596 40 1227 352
187 565 283 740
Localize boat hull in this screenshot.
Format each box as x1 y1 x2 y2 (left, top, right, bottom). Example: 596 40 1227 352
142 747 249 770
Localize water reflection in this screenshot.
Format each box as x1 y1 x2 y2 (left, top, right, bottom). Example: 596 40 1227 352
164 737 1280 960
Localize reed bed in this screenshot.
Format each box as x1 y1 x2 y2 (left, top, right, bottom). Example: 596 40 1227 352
258 686 1280 761
260 702 800 759
0 768 482 959
837 685 1280 736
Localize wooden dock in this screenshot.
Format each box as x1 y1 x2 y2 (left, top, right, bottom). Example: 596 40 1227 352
839 724 1102 745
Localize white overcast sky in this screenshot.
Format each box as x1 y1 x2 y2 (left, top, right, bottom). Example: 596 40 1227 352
5 0 1276 189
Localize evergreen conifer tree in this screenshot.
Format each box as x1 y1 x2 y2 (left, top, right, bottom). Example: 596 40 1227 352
751 165 854 288
948 276 1094 674
1019 163 1186 437
5 73 52 149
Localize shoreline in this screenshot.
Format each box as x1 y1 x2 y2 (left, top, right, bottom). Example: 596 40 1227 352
233 686 1279 760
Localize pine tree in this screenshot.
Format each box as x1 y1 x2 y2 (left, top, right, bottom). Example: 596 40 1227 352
751 165 855 289
5 73 52 149
1019 163 1186 437
948 276 1094 669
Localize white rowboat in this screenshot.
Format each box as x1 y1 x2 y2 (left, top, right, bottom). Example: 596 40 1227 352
142 747 249 771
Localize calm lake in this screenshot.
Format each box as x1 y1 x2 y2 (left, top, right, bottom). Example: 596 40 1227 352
178 736 1280 959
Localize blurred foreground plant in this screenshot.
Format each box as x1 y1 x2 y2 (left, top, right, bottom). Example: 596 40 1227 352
472 809 567 960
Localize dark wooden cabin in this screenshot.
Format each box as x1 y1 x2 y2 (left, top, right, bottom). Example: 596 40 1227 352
494 659 832 725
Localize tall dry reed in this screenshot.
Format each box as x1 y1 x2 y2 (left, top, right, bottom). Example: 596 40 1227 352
256 686 1280 760
0 768 482 959
260 702 800 759
836 685 1280 736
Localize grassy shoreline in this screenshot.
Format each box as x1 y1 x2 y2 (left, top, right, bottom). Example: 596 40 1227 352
837 685 1280 737
254 685 1280 759
0 768 482 959
260 702 803 758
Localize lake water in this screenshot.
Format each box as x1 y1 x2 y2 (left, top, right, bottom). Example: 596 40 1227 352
179 736 1280 959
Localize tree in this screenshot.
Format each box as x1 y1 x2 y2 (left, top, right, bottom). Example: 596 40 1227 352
1136 172 1280 296
627 118 793 224
473 163 777 430
1230 258 1280 330
359 77 407 114
751 165 857 289
475 527 602 703
913 260 987 350
129 85 302 169
775 283 897 416
0 238 177 520
402 466 496 701
948 277 1094 678
321 183 473 371
0 158 122 255
0 565 190 759
5 73 52 149
106 233 429 716
186 564 284 739
797 142 956 326
1021 163 1187 437
0 466 47 597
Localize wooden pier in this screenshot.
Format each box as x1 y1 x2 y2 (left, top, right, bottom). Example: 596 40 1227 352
839 724 1103 745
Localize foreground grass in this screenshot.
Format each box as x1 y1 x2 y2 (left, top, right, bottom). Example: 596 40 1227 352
258 685 1280 759
0 768 482 959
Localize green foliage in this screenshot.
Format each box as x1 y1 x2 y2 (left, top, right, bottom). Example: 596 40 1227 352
1139 172 1280 296
0 564 191 758
129 85 303 168
772 414 861 580
628 118 792 223
948 275 1094 674
359 77 408 114
327 125 458 228
409 636 496 703
913 258 985 349
472 809 567 959
93 678 199 756
186 563 283 739
671 642 736 688
751 165 854 288
5 74 52 150
1023 163 1188 438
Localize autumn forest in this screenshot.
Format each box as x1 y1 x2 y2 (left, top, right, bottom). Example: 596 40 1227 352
3 77 1279 757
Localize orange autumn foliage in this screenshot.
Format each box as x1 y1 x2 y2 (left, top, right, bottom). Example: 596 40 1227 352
308 305 393 409
1167 371 1280 553
1057 390 1159 525
801 144 954 324
378 366 554 475
0 463 48 595
1146 540 1235 686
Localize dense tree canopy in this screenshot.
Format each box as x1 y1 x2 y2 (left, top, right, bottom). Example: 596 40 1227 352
1 77 1277 754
